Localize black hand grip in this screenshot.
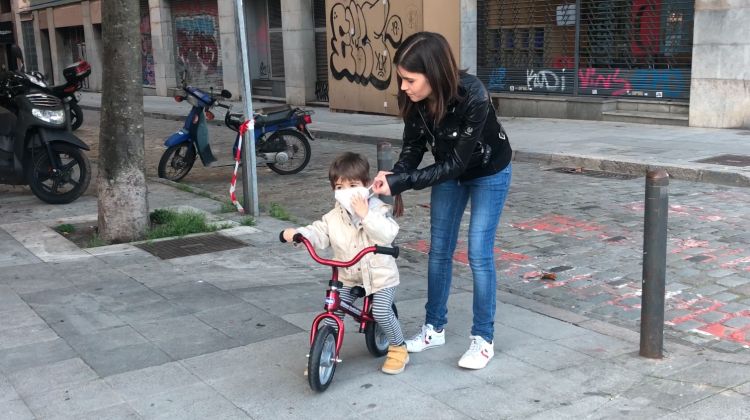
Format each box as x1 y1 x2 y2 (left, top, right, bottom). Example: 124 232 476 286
293 233 304 243
374 245 399 259
279 231 287 243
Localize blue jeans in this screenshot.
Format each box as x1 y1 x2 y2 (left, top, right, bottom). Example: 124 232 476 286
425 164 512 342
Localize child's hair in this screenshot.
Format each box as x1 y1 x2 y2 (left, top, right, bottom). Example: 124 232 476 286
328 152 370 188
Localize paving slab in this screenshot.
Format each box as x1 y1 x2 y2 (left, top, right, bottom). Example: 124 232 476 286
104 362 200 402
23 379 124 419
8 358 98 399
65 326 173 377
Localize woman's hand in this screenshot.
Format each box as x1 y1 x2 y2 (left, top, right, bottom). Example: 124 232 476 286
372 171 393 196
282 228 297 243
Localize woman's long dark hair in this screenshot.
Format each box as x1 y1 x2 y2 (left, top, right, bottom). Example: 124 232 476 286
393 32 460 125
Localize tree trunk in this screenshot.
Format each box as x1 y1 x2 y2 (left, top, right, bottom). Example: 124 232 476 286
97 0 148 242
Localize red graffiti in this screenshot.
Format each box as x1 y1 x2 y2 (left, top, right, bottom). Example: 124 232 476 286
578 68 632 96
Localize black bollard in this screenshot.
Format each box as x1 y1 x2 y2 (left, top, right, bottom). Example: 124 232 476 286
640 169 669 359
377 141 393 205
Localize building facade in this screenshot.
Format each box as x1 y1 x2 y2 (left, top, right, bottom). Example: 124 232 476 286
9 0 749 128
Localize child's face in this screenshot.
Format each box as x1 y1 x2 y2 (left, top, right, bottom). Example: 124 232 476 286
334 178 366 190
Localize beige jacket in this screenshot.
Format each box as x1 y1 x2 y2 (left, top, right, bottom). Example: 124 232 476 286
296 197 399 295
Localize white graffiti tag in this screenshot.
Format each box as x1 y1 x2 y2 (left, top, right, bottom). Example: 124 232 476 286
526 69 566 92
329 0 404 90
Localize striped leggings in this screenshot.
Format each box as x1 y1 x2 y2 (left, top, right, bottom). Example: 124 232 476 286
325 286 404 345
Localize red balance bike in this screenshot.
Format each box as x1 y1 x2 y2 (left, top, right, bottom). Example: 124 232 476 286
280 232 399 392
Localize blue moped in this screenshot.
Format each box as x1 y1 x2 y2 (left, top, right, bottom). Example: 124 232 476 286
158 84 314 182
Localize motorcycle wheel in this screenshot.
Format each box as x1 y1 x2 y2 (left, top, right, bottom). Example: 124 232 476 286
308 325 338 392
158 143 196 182
266 130 311 175
25 142 91 204
364 303 398 357
70 103 83 131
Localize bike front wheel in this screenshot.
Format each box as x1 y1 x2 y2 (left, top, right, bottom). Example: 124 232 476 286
26 142 91 204
364 303 398 357
158 143 196 182
308 325 338 392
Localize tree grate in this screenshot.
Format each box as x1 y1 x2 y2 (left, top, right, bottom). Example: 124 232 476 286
546 167 639 180
694 154 750 167
136 233 247 259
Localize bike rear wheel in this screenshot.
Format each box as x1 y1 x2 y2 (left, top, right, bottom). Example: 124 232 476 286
158 143 196 182
266 130 311 175
364 303 398 357
308 325 338 392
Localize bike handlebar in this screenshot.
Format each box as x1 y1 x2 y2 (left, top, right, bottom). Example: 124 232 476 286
279 232 399 267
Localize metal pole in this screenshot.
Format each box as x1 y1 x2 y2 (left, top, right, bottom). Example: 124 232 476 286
376 141 393 205
640 169 669 359
573 0 581 96
235 0 259 217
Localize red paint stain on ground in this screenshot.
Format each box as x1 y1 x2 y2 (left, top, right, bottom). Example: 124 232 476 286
401 240 529 266
697 310 750 347
625 202 724 221
512 214 604 236
720 256 750 271
666 296 750 347
670 238 711 253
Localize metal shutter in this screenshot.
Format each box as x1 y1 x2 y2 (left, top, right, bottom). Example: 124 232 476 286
140 0 154 86
313 0 328 101
477 0 695 100
21 20 39 73
171 0 223 88
268 0 284 79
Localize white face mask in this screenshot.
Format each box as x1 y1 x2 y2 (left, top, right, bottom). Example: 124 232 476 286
334 186 372 215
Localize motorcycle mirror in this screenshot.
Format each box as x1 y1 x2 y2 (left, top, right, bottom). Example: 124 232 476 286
221 89 232 99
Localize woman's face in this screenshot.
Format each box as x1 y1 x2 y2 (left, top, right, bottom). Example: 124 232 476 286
397 66 432 103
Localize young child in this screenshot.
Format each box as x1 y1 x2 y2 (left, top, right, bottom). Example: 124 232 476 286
282 152 408 374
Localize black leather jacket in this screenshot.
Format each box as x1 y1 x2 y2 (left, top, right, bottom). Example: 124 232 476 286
386 73 512 196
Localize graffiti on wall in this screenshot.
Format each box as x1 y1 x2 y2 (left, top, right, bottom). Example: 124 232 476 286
140 9 155 86
329 0 405 90
487 67 689 99
526 69 568 93
173 2 222 87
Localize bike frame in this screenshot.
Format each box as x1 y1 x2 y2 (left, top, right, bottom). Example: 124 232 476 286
290 235 381 355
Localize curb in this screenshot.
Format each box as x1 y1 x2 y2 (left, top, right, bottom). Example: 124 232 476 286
515 151 750 188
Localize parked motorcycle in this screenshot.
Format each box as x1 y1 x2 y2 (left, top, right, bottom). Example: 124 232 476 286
0 70 91 204
158 84 314 182
25 61 91 131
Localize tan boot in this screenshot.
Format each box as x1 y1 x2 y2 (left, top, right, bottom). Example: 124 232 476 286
381 344 409 375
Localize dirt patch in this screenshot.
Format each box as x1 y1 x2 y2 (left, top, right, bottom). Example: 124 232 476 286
55 222 102 248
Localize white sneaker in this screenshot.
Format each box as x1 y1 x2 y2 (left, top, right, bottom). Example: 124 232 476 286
458 335 494 369
405 324 445 353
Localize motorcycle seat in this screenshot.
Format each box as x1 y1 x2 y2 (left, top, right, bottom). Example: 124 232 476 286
0 107 16 136
50 84 73 96
254 105 295 127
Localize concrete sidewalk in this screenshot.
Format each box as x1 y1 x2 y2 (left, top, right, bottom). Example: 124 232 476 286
1 179 750 418
78 91 750 188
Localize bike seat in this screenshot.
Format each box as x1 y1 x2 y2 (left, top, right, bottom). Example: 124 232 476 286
254 105 294 127
350 286 366 298
0 107 16 136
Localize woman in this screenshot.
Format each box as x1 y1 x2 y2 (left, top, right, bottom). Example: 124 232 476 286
372 31 512 370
